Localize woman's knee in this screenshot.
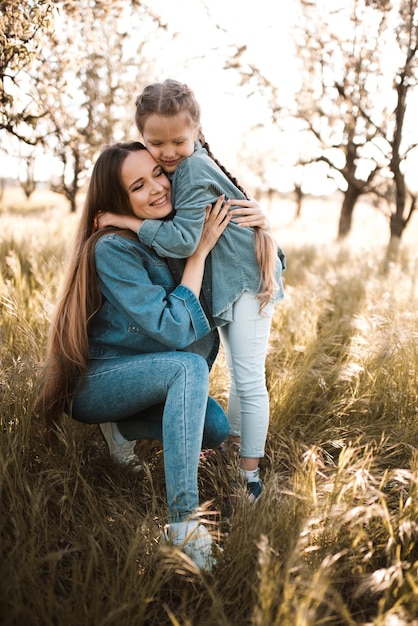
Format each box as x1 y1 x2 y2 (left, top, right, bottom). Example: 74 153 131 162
172 352 209 386
202 396 229 448
183 351 208 371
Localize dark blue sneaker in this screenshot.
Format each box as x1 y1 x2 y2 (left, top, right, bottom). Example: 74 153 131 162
247 480 262 503
222 479 263 518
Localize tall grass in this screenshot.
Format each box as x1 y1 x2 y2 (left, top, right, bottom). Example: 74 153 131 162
1 190 418 625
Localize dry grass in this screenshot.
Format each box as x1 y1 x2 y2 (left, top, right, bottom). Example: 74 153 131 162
1 188 418 625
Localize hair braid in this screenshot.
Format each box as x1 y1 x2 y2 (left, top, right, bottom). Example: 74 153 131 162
198 131 250 200
198 131 278 312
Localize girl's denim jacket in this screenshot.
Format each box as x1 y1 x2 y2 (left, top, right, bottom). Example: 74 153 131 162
137 142 286 325
88 233 219 368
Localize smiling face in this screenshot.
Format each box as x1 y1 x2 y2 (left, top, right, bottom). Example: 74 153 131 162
121 149 173 220
141 111 198 174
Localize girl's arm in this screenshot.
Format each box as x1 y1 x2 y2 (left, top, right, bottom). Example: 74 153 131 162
97 212 142 233
96 198 268 237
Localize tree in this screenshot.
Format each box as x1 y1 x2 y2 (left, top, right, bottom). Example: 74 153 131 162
223 3 391 235
1 0 169 210
294 0 396 238
296 0 418 252
225 0 418 252
385 0 418 258
19 154 36 199
33 0 167 211
224 46 309 214
0 0 55 144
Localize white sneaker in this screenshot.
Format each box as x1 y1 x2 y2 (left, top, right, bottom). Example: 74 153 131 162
98 422 142 472
164 520 217 571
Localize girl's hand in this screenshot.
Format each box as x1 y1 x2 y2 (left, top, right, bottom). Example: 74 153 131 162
228 199 271 230
96 211 142 233
194 196 231 258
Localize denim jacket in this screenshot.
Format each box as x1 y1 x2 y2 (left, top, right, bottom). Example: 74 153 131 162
88 232 219 367
138 142 286 324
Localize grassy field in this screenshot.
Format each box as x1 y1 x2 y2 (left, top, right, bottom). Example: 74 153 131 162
1 187 418 625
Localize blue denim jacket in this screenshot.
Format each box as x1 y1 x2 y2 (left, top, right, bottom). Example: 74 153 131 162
138 142 286 324
88 232 218 367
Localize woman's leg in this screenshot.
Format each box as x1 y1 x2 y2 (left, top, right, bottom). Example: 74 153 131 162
72 352 209 523
219 293 274 469
116 396 229 449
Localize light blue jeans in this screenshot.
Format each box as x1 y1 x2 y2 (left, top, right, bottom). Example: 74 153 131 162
219 292 275 459
72 351 229 523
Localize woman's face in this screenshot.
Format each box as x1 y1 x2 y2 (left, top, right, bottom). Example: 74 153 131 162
121 149 173 220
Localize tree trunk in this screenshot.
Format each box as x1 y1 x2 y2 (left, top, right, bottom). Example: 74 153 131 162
69 194 77 213
384 233 401 272
337 184 361 239
294 184 303 219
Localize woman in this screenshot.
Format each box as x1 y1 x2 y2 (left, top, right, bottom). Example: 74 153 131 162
35 141 233 571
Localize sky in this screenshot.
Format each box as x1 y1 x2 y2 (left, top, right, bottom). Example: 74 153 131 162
148 0 299 158
1 0 301 188
9 0 417 197
4 0 418 244
145 0 336 195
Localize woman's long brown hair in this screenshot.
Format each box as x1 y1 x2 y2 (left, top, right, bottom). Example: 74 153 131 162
34 142 147 440
135 79 279 311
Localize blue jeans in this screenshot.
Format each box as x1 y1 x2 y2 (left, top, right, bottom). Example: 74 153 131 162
72 352 228 523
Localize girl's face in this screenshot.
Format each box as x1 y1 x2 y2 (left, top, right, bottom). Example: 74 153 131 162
121 150 173 220
141 111 198 174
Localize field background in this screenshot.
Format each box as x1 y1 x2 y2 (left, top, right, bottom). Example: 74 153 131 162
1 187 418 626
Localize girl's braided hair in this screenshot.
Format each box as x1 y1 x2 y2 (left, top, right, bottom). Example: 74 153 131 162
135 79 278 311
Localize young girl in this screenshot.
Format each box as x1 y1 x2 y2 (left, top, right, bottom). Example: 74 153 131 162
100 80 286 501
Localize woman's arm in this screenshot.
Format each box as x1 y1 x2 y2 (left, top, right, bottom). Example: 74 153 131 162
181 199 230 297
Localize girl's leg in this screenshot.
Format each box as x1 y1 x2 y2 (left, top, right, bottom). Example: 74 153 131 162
219 293 274 471
72 352 209 523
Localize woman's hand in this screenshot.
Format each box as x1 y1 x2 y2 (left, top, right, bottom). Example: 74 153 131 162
181 196 231 297
228 199 271 230
194 196 231 258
